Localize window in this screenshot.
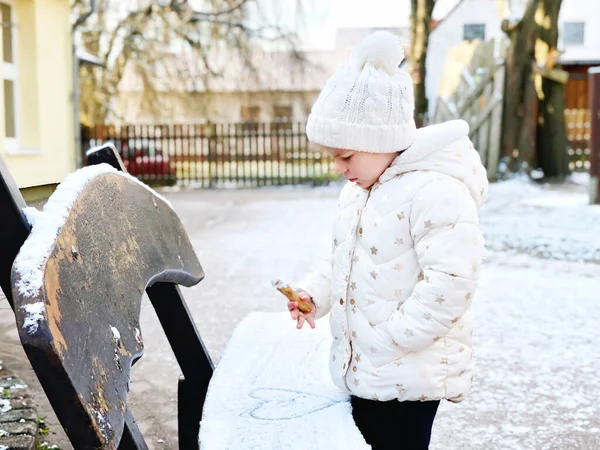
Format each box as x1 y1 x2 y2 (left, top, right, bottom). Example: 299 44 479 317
272 105 292 133
241 105 260 122
273 105 292 121
240 105 260 132
463 24 486 42
563 22 585 45
1 1 17 152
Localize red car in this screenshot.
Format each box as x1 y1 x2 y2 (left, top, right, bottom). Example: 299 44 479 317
121 141 177 186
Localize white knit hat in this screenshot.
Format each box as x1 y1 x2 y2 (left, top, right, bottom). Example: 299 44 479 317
306 31 416 153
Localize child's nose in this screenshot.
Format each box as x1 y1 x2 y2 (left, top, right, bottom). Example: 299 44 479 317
333 159 347 174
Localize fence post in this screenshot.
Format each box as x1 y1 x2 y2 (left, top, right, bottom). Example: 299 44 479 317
589 67 600 204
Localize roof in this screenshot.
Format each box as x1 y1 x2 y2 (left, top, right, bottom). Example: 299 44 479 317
118 26 409 94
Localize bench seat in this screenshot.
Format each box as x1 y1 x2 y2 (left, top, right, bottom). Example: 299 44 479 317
199 312 369 449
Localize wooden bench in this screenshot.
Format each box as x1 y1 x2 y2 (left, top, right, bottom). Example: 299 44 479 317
0 145 367 449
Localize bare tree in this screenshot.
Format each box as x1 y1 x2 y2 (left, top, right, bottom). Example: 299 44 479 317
409 0 435 128
502 0 569 179
72 0 305 125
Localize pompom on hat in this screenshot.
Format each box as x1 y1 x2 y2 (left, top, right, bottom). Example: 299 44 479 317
306 30 416 153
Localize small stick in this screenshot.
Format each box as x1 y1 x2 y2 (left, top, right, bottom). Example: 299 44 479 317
272 279 312 313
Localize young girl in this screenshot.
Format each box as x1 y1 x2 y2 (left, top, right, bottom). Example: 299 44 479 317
287 31 488 449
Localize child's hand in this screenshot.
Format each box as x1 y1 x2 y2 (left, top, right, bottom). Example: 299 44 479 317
288 291 316 329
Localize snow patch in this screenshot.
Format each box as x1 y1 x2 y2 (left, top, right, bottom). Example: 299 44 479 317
95 410 113 440
480 178 600 263
569 171 590 186
13 164 173 299
134 327 143 345
199 312 368 449
22 207 43 227
20 302 46 334
0 399 11 413
110 326 121 341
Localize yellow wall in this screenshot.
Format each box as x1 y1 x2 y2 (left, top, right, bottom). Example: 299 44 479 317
0 0 75 188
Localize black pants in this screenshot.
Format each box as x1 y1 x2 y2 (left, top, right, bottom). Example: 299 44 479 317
351 396 440 450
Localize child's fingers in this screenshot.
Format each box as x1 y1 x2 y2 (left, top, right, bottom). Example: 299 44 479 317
287 301 298 311
298 292 310 301
306 316 316 329
297 315 305 329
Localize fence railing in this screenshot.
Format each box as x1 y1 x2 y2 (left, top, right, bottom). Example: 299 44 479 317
81 122 339 188
564 108 591 172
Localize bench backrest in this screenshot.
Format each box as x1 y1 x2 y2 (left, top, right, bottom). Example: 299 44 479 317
1 145 213 449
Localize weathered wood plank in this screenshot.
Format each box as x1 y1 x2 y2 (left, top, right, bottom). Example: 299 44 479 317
12 172 205 449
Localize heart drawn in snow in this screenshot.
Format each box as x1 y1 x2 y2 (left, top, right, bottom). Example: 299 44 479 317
242 388 345 421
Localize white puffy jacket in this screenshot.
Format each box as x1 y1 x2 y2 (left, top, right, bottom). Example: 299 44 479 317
298 120 487 403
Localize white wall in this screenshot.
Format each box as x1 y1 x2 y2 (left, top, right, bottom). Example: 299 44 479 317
426 0 503 117
559 0 600 64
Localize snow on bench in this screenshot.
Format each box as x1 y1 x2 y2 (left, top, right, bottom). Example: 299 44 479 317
199 312 369 450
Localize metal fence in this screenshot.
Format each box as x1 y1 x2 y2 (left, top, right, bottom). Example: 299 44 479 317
81 122 339 188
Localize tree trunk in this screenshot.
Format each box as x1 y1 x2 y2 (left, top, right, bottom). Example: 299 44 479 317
536 0 569 179
502 0 569 178
409 0 434 127
501 0 538 172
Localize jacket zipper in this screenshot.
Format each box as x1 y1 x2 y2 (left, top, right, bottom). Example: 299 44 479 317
342 188 372 389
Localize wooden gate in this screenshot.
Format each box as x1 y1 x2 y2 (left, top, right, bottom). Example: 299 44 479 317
431 39 506 181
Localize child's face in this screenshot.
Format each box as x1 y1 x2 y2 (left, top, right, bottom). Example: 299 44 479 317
325 147 398 189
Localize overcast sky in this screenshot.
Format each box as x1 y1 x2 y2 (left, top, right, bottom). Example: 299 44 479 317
190 0 462 50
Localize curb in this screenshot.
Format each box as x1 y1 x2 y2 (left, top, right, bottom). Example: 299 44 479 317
0 361 39 450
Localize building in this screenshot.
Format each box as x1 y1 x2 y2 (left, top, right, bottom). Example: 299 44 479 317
113 27 409 126
426 0 600 116
0 0 76 199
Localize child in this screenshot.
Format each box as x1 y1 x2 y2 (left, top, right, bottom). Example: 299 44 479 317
287 31 488 449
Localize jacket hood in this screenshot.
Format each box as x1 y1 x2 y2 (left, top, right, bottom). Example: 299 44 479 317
379 120 488 207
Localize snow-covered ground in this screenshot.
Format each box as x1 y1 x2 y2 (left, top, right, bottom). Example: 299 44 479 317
481 173 600 262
